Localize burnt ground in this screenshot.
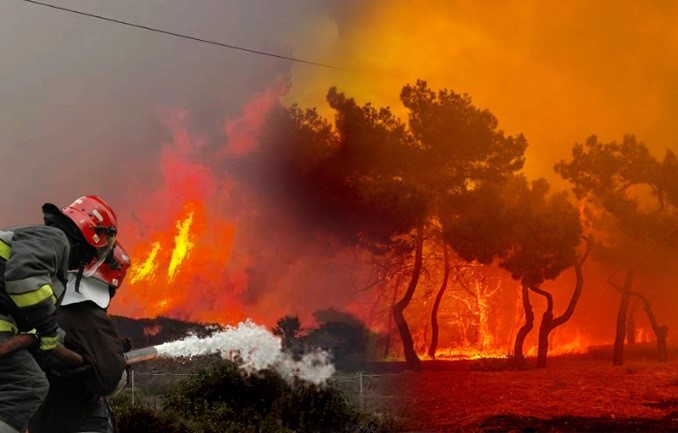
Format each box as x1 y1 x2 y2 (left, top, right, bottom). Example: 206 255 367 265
345 346 678 433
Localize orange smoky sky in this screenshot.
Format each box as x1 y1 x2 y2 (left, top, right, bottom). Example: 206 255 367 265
101 0 678 352
287 0 678 185
277 0 678 353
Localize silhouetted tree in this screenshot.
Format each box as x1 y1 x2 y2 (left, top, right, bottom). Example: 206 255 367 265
428 241 451 359
249 81 527 371
397 80 527 368
445 175 583 368
556 135 678 365
272 315 303 352
305 309 375 364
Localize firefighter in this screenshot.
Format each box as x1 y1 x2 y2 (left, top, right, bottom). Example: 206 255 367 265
28 242 131 433
0 195 119 433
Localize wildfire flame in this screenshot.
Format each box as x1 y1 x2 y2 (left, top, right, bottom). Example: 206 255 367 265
129 242 161 284
168 210 195 282
130 202 198 288
109 80 627 360
112 199 237 322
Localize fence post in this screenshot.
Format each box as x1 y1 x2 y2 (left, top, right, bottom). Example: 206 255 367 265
131 369 135 405
358 371 363 410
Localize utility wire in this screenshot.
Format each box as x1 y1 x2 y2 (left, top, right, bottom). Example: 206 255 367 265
16 0 345 70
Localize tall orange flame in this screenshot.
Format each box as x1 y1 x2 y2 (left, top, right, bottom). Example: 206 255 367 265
129 242 161 284
167 211 195 282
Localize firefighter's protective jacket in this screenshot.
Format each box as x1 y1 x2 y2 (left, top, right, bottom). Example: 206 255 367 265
28 301 127 433
0 226 69 351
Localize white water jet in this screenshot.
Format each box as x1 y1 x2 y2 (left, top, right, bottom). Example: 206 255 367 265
153 319 335 385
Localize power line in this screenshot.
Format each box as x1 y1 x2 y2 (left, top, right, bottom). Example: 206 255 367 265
16 0 345 71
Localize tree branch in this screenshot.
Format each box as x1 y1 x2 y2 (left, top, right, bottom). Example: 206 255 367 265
529 285 553 312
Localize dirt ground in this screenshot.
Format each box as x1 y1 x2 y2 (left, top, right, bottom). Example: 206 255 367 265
352 348 678 432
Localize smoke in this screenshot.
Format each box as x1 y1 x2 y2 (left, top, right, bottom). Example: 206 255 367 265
110 78 367 326
155 319 335 385
0 0 336 225
4 0 677 352
287 0 678 184
0 0 350 325
282 0 678 349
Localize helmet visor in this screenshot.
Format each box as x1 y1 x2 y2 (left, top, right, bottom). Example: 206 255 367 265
82 233 116 278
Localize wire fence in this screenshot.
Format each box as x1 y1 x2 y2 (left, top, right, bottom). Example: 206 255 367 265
121 369 405 411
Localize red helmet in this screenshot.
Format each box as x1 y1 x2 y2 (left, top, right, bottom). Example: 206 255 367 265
62 196 118 249
61 196 118 277
93 242 130 289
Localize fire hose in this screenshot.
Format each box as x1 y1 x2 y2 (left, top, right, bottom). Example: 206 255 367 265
0 334 36 357
123 346 160 365
0 334 84 366
0 334 165 367
0 334 160 365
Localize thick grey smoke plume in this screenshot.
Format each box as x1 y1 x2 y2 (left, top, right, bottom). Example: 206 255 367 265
0 0 340 226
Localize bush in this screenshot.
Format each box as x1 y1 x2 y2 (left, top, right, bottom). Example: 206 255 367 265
113 360 399 433
114 399 189 433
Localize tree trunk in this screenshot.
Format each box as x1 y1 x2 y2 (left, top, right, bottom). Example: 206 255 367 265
626 299 637 346
513 284 534 369
428 243 450 359
612 270 635 366
534 247 588 368
656 326 669 363
613 292 630 366
529 285 553 369
382 284 398 358
392 225 424 371
630 290 669 362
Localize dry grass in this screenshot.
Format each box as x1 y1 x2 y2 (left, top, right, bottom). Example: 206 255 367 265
349 351 678 432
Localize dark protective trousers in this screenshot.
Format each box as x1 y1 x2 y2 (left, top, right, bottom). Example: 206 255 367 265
0 333 49 433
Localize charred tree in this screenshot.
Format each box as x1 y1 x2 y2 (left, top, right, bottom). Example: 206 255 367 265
532 239 590 368
428 243 451 359
626 299 638 345
629 290 669 362
610 270 635 366
382 284 398 358
392 225 424 371
530 285 552 369
557 136 678 366
513 284 534 369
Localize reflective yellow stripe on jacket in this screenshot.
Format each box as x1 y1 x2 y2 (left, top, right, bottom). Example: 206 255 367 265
0 319 18 334
9 284 56 308
0 241 17 335
0 240 10 261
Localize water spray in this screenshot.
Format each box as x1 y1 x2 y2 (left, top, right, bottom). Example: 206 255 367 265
124 320 335 385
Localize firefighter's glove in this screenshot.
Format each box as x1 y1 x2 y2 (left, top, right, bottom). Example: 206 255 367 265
30 348 53 373
120 336 132 353
49 357 93 379
39 334 59 351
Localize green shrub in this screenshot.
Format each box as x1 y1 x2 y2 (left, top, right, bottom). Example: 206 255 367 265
113 399 189 433
114 360 399 433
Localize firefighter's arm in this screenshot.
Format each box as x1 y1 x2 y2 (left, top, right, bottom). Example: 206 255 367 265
3 228 69 352
0 333 37 357
5 275 60 351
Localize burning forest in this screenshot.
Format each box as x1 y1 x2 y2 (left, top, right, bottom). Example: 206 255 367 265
103 79 678 431
4 1 678 431
107 77 678 373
